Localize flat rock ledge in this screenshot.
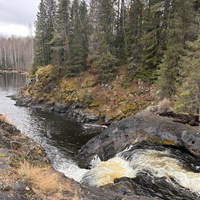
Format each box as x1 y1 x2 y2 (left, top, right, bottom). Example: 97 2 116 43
78 111 200 169
15 96 111 125
0 116 158 200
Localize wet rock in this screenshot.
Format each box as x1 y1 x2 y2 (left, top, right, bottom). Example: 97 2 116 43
115 173 200 200
0 122 20 136
78 112 200 168
15 97 32 107
12 180 34 196
101 181 135 195
85 114 100 123
54 102 68 113
31 105 45 110
104 115 111 125
0 182 10 191
73 181 159 200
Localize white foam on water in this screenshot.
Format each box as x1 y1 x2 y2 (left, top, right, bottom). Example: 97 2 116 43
81 148 200 195
52 154 89 182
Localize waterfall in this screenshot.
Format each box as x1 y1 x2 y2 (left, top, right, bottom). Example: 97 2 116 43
81 142 200 199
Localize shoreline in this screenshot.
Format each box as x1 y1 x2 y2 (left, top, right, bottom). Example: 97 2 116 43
0 114 158 200
0 69 28 75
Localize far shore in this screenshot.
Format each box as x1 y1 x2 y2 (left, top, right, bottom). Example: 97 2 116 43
0 69 28 75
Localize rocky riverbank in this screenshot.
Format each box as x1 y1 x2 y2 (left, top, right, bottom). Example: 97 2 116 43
0 114 159 200
15 65 155 125
77 111 200 199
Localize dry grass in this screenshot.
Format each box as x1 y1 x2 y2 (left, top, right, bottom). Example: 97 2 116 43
0 114 10 123
18 161 71 194
158 98 171 112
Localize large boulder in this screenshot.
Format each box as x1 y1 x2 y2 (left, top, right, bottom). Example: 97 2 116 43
78 112 200 168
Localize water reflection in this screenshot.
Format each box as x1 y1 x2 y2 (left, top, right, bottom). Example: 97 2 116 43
0 72 26 89
0 72 95 181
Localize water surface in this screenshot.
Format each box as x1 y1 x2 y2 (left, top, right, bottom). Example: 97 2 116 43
0 72 95 181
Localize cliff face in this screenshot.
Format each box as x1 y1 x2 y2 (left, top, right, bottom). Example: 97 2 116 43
16 65 156 124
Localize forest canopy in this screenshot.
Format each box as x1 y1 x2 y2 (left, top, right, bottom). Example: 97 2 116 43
31 0 200 115
2 0 200 115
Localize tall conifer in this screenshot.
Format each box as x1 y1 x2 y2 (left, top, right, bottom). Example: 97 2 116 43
32 0 56 74
156 0 194 97
66 0 88 77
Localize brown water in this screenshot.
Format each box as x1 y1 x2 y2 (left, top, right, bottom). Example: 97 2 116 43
81 142 200 199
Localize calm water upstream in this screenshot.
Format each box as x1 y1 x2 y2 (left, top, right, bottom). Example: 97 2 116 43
0 72 97 181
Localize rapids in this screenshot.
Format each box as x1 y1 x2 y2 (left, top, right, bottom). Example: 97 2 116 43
1 72 200 199
81 142 200 199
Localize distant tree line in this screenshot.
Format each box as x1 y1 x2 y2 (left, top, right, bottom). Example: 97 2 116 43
31 0 200 115
0 35 34 72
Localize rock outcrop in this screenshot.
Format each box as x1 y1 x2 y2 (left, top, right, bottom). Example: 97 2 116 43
15 65 156 125
15 96 105 124
78 111 200 168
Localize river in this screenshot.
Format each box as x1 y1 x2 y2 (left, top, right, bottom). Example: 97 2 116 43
1 72 200 200
0 72 96 181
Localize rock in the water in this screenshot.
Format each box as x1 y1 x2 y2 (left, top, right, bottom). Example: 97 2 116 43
78 112 200 168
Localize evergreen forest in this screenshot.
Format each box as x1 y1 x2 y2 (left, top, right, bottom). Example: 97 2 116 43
3 0 200 116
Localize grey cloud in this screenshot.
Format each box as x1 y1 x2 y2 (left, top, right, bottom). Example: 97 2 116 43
0 0 40 26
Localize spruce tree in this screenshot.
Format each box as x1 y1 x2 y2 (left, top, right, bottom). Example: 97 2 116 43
66 0 88 77
92 32 119 83
32 0 56 74
113 0 127 59
50 0 70 78
174 39 200 115
125 0 143 62
88 0 101 59
32 0 47 71
174 15 200 116
90 0 119 83
156 0 194 97
136 0 168 83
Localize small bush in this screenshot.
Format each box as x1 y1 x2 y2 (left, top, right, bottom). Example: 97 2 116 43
79 89 94 107
158 98 171 112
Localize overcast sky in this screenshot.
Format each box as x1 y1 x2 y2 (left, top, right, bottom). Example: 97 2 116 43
0 0 40 37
